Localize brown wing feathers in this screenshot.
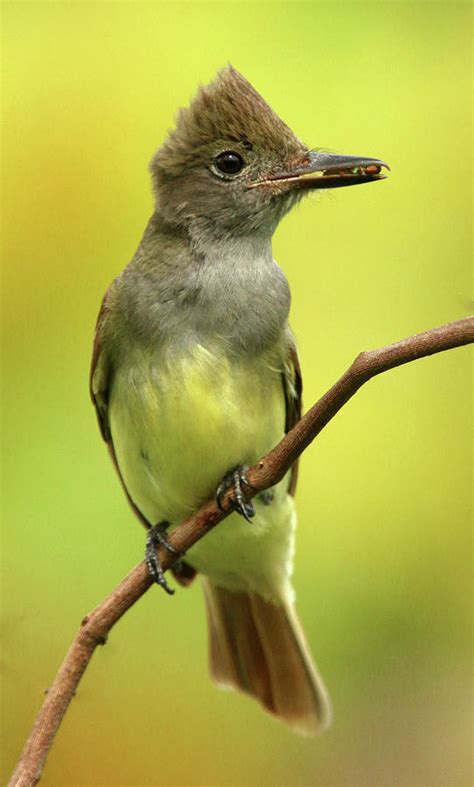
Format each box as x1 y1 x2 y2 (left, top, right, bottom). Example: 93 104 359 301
283 340 303 497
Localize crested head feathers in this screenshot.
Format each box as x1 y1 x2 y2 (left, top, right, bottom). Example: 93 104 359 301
153 66 305 174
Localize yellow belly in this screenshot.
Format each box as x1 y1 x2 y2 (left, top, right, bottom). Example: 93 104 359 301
109 342 296 601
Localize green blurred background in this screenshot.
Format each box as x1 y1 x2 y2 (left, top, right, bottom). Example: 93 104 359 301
2 2 472 785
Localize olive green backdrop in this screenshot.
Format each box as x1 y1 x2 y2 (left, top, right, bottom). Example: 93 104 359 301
2 2 472 785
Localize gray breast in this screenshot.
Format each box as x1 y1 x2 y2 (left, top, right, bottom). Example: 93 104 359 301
113 234 291 358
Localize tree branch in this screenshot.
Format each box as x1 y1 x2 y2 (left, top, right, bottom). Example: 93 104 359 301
9 316 474 787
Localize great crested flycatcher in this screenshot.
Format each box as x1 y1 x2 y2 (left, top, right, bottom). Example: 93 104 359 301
90 66 388 735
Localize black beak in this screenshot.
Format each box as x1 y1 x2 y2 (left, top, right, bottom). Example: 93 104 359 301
250 151 390 190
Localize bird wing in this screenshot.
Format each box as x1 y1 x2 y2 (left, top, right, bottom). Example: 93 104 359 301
90 286 153 528
90 289 112 442
282 338 303 497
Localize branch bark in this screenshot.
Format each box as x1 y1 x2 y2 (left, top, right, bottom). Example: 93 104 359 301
9 316 474 787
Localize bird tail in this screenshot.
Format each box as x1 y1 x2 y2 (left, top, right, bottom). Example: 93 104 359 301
202 579 332 735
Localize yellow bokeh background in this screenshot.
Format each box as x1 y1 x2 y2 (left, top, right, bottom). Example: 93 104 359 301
2 2 472 785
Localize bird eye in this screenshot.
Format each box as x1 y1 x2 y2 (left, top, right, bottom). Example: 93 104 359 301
214 151 245 176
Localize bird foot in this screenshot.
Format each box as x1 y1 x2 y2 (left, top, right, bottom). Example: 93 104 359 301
145 521 182 595
216 465 256 523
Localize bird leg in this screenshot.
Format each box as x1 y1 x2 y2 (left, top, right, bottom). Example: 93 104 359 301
171 559 197 587
259 489 274 506
216 465 256 523
145 521 182 595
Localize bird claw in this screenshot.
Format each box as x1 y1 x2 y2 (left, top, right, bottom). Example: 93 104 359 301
145 521 182 595
216 465 256 523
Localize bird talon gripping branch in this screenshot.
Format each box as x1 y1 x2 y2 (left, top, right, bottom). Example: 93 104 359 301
216 465 256 522
145 522 181 594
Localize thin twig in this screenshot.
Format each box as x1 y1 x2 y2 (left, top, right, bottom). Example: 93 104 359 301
9 316 474 787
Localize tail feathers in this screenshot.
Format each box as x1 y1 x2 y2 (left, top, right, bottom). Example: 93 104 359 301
202 579 332 736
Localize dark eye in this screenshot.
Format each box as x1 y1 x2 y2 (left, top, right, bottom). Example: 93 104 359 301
214 151 245 175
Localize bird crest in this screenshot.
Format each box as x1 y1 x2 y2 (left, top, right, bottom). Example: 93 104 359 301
154 65 304 173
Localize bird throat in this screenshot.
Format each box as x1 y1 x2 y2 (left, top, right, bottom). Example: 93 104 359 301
186 234 291 354
120 219 292 358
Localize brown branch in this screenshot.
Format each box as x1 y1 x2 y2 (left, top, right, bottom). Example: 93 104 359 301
9 316 474 787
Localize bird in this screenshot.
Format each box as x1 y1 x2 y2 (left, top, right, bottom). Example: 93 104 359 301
90 65 388 736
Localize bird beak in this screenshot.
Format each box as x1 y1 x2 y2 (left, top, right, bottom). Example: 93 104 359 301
249 151 390 190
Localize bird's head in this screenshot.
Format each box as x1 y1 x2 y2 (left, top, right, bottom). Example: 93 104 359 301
151 66 388 240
